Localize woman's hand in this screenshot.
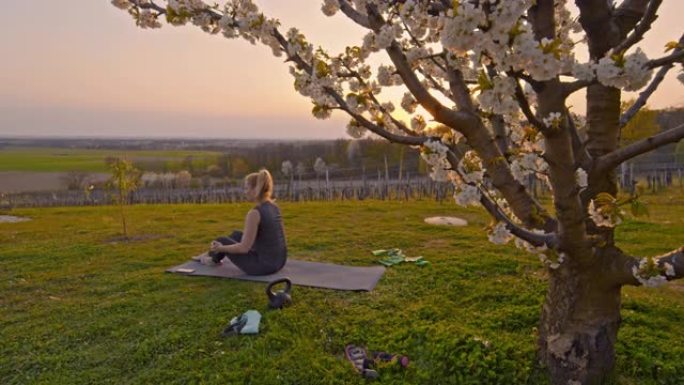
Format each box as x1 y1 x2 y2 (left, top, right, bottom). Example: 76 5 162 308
210 241 223 253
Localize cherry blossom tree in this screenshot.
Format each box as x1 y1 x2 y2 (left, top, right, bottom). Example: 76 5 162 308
109 0 684 383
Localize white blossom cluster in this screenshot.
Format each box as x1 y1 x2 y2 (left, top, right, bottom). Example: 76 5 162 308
509 152 549 185
513 232 565 269
631 257 675 288
290 67 339 119
439 2 488 55
575 168 588 189
477 76 518 116
321 0 339 17
376 65 396 86
488 222 513 245
571 62 595 82
421 139 451 182
570 48 656 91
418 141 484 208
345 119 365 138
168 0 206 11
401 92 418 113
454 184 481 206
405 46 431 67
411 115 427 132
595 49 653 91
437 0 573 82
542 112 562 129
587 200 622 228
137 9 162 29
458 151 484 184
494 197 520 225
362 23 403 53
509 124 545 153
540 251 566 270
286 28 314 63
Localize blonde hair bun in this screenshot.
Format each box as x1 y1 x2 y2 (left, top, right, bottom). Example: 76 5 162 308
245 168 274 201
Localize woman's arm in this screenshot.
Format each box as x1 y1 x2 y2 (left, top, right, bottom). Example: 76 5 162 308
214 209 260 255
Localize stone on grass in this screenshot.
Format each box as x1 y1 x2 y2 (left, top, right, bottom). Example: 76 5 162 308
0 215 31 223
424 216 468 227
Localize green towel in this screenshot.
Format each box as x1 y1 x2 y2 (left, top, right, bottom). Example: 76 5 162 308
373 248 430 267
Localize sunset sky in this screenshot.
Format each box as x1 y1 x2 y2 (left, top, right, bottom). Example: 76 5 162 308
0 0 682 139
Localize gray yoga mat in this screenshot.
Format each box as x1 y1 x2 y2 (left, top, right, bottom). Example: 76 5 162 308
166 259 385 291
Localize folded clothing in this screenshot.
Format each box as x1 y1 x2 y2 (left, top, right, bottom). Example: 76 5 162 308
222 310 262 336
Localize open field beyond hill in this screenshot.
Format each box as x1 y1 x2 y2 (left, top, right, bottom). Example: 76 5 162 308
0 147 221 173
1 193 683 384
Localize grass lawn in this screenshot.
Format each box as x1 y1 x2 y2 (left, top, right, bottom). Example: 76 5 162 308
0 147 221 172
1 193 683 384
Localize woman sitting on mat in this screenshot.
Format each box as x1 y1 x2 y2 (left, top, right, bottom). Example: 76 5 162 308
201 169 287 275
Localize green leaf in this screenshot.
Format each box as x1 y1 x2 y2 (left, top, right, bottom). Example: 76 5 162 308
475 70 493 92
630 200 650 217
594 192 616 206
664 41 682 52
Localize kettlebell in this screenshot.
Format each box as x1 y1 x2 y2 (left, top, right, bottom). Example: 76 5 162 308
266 278 292 309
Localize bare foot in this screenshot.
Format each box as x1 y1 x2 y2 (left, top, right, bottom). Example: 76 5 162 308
199 254 218 266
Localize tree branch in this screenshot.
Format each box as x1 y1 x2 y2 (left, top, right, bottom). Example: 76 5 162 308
595 123 684 172
561 79 594 98
331 90 428 145
647 50 684 69
512 78 547 132
132 0 166 13
398 17 458 105
613 0 662 54
271 29 424 145
340 65 418 137
445 66 477 113
338 0 371 28
565 107 592 170
576 0 621 58
344 3 475 131
445 150 558 249
621 35 684 127
619 64 673 127
418 68 455 103
615 246 684 286
483 65 509 156
529 0 555 41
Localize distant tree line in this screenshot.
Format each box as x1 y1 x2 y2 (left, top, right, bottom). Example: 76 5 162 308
128 138 427 182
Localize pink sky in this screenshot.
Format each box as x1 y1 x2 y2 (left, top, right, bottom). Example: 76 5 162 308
0 0 682 139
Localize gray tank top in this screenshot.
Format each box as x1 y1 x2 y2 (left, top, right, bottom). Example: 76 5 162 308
253 201 287 269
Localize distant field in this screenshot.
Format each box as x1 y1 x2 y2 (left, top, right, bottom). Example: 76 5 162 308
0 147 221 172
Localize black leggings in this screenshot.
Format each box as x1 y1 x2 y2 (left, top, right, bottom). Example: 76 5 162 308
210 230 279 275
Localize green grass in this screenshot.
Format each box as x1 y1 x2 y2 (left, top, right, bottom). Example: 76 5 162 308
0 147 221 172
1 194 682 384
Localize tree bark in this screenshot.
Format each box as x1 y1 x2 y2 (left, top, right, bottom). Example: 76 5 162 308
539 260 622 385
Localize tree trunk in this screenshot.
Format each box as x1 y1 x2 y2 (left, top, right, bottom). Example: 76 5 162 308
539 264 622 385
